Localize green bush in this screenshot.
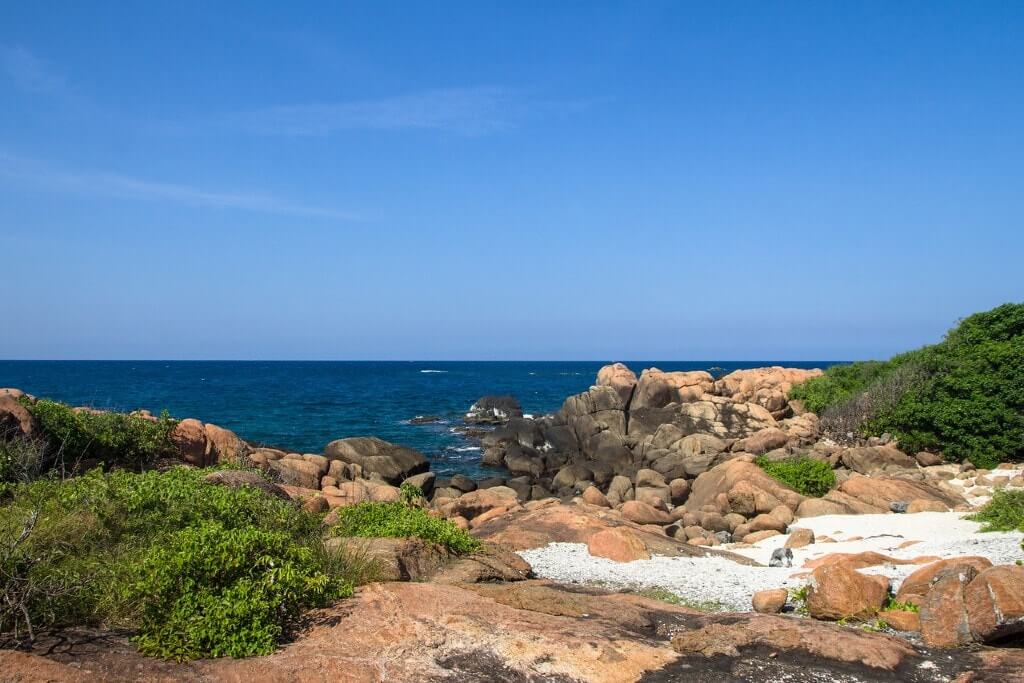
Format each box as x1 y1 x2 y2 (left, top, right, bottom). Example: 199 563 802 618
966 489 1024 532
789 360 898 414
331 501 480 554
21 398 177 471
789 303 1024 468
0 466 351 658
755 456 836 497
130 521 349 660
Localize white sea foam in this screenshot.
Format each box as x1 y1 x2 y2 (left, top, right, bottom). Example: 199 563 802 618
449 446 481 452
420 369 447 373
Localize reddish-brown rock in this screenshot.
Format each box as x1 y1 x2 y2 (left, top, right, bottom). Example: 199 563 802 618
581 485 611 508
169 417 209 465
896 557 994 606
920 564 980 648
596 362 638 406
204 422 250 463
587 527 651 562
752 588 788 614
806 563 888 620
880 609 921 632
445 486 519 520
732 427 790 455
620 500 673 525
711 366 823 418
0 394 38 440
966 565 1024 643
785 527 815 548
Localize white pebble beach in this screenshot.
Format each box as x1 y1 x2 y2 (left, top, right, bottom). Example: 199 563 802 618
518 511 1023 612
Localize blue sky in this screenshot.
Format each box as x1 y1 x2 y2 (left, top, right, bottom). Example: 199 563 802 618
2 2 1021 360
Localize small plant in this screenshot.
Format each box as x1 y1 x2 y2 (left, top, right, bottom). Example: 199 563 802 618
755 456 836 497
330 501 480 554
860 618 889 632
399 482 424 505
632 586 724 611
882 596 919 613
966 490 1024 532
789 584 810 615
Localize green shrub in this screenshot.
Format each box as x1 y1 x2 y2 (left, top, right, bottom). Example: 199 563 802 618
0 466 352 658
331 501 480 554
789 360 899 414
399 482 424 505
882 595 920 613
129 521 349 660
755 456 836 497
21 398 177 471
966 489 1024 532
789 303 1024 468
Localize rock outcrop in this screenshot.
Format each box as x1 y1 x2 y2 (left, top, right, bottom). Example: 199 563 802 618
324 436 429 484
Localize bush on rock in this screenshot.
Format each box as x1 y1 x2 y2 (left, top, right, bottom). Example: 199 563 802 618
0 466 350 659
789 303 1024 468
755 456 835 498
19 397 178 471
331 501 480 554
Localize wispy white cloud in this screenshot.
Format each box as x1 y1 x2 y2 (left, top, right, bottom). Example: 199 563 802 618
1 46 69 95
0 152 359 220
235 87 516 136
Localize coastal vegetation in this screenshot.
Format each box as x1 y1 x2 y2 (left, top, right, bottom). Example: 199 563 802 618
789 302 1024 469
18 397 177 473
967 490 1024 533
0 466 351 659
755 455 835 497
330 498 481 554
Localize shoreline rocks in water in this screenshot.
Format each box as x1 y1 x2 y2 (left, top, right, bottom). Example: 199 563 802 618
464 395 522 424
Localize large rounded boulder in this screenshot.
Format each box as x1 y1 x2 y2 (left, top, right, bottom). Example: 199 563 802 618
324 436 429 485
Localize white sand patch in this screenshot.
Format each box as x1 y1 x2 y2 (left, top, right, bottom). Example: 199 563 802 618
729 511 1022 589
518 511 1022 612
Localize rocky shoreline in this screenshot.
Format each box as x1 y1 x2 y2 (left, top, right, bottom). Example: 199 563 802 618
2 364 1023 682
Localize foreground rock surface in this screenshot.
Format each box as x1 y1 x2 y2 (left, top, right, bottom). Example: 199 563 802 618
4 579 1022 682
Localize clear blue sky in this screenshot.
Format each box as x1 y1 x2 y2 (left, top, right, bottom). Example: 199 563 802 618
2 2 1021 360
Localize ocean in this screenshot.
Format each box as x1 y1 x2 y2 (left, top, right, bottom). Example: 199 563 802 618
0 361 836 478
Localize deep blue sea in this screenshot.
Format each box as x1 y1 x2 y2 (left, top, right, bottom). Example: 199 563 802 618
0 361 837 477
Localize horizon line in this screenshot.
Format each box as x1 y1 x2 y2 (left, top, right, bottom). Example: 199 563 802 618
0 358 851 363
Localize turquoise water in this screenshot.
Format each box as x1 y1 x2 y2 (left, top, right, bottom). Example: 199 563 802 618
0 361 836 477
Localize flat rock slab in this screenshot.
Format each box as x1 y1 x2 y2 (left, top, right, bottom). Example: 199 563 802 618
4 580 1022 682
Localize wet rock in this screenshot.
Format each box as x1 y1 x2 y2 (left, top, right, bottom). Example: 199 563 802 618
465 395 522 424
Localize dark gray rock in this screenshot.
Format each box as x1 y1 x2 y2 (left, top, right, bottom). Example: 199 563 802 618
323 436 429 485
465 396 523 425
